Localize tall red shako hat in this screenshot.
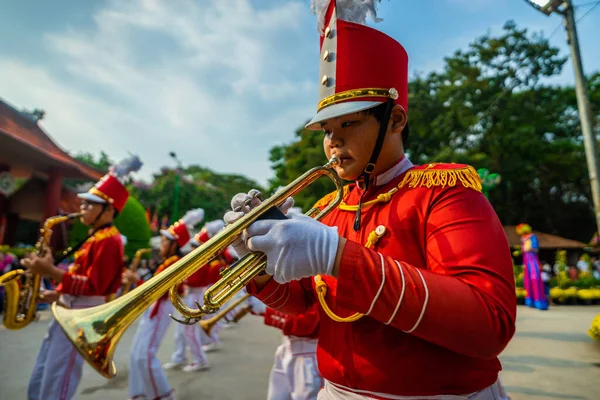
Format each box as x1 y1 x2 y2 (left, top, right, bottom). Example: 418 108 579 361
305 0 408 130
77 155 143 212
161 208 205 248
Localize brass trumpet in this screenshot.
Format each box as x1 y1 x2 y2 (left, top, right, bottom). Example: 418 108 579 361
231 304 252 323
51 157 342 378
119 248 152 296
199 293 251 337
0 212 82 330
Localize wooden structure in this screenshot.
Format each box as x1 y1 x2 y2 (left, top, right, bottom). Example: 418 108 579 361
0 99 103 246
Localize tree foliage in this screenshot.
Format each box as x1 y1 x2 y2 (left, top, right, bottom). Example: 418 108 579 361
268 127 337 211
129 166 264 225
73 151 112 172
268 21 600 243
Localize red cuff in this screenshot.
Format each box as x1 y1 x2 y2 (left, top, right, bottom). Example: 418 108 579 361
246 278 290 309
336 241 367 313
60 273 90 296
336 240 427 332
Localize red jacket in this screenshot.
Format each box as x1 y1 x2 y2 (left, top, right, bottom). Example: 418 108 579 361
248 162 516 397
57 225 123 296
186 259 223 287
264 303 319 338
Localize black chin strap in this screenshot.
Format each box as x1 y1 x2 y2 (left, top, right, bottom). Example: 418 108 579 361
56 221 113 263
353 98 395 232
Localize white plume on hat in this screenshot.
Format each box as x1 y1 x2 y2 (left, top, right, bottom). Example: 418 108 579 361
110 155 143 179
181 208 205 229
311 0 385 33
203 220 226 238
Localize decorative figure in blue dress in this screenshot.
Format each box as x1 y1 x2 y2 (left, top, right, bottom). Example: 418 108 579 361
515 223 548 310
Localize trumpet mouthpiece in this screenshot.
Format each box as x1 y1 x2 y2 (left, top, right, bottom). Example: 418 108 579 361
327 155 340 167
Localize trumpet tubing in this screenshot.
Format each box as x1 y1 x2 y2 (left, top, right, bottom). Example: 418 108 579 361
52 157 343 379
199 293 251 337
0 212 82 330
231 305 252 323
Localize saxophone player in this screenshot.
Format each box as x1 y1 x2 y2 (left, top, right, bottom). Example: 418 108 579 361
21 156 140 400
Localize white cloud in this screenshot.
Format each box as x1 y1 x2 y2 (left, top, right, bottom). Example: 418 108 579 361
0 0 318 186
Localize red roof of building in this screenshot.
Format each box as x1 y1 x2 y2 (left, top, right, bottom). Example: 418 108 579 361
0 99 103 180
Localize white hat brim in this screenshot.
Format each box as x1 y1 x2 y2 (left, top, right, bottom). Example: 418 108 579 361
160 229 175 240
77 192 107 204
305 101 383 130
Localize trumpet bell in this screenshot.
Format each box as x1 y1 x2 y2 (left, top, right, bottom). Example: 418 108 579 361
52 301 120 378
52 157 343 378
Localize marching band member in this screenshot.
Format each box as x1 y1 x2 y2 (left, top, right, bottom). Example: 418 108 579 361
163 220 227 371
249 298 323 400
124 208 204 400
23 156 141 400
225 1 515 399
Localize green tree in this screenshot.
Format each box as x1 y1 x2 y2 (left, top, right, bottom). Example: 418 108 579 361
267 21 599 243
130 166 263 225
73 151 112 172
63 151 112 190
268 126 338 211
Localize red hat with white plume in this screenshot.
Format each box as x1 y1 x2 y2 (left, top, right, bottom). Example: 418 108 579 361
191 219 225 247
77 155 143 211
161 208 205 248
305 0 408 130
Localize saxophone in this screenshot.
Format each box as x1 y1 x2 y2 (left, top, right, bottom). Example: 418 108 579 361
0 212 82 330
119 248 152 296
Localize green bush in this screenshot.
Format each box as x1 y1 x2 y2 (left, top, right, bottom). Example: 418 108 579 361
0 245 35 259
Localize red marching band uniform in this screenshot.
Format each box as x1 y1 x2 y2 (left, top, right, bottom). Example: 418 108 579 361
164 219 234 371
28 157 139 400
127 208 204 400
247 1 516 399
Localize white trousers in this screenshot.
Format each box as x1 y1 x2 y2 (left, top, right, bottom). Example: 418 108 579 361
317 379 511 400
267 336 322 400
170 287 211 364
28 295 105 400
128 300 174 399
28 319 84 400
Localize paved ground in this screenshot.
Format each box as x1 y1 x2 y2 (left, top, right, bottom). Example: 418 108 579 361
498 305 600 400
1 305 599 399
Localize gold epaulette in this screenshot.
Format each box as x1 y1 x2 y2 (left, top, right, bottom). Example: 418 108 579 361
399 163 482 192
312 185 352 209
92 226 120 242
155 255 180 275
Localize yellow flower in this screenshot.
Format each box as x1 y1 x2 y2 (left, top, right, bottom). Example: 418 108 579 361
588 314 600 340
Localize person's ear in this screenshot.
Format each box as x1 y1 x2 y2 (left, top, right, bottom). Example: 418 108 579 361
388 105 407 134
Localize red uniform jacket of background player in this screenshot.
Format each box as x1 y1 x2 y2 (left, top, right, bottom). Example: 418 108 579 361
264 302 319 339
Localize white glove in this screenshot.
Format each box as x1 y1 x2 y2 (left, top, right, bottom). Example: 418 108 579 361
247 296 267 315
242 212 340 284
223 189 294 258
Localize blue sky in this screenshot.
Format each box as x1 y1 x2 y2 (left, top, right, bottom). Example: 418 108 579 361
1 0 599 186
